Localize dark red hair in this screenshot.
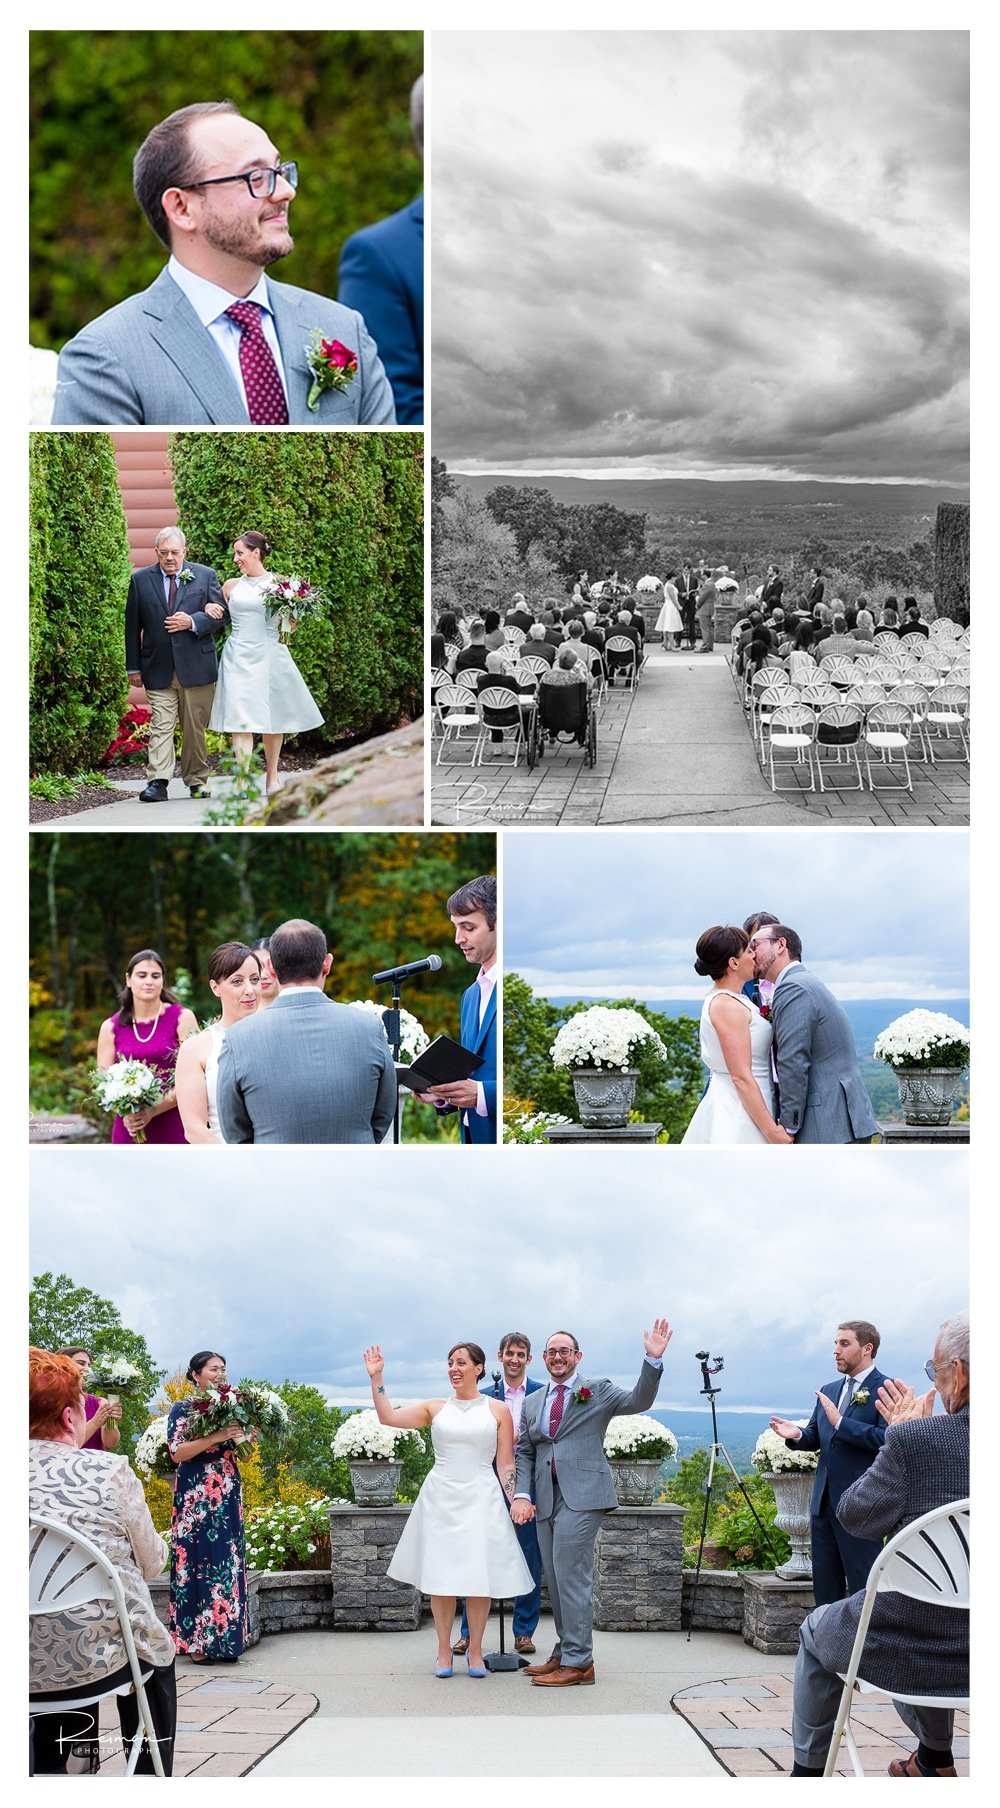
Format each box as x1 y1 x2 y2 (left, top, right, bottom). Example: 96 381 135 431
30 1348 83 1438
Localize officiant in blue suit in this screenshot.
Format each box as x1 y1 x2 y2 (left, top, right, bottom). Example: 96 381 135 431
338 75 423 424
414 874 497 1144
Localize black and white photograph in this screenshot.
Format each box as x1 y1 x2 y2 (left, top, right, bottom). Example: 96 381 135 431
430 31 970 828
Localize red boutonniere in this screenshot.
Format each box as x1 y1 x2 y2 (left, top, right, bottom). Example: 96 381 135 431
573 1386 593 1405
305 331 359 412
758 1003 772 1021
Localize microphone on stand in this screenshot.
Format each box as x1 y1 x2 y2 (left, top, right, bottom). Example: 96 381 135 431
371 955 443 985
491 1370 503 1398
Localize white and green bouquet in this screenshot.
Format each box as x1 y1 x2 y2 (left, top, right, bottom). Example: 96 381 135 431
346 998 429 1065
331 1408 423 1462
91 1059 165 1141
751 1427 819 1475
134 1414 175 1479
84 1353 145 1409
551 1005 669 1072
603 1414 678 1462
873 1010 970 1072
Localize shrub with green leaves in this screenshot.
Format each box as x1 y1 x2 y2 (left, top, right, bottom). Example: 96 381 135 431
245 1497 345 1573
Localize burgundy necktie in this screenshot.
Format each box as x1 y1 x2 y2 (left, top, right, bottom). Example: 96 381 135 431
548 1384 567 1478
225 301 289 425
166 575 177 614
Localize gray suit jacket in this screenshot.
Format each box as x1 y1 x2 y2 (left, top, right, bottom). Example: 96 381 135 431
515 1359 662 1516
52 267 397 427
215 988 396 1144
770 965 877 1143
813 1406 969 1696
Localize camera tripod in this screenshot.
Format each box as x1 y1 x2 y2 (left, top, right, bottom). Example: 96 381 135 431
686 1352 780 1639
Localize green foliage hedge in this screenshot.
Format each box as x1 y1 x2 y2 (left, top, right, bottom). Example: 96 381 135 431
169 432 423 743
935 502 970 622
30 30 423 348
29 433 132 773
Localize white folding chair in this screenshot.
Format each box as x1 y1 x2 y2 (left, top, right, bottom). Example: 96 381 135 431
434 683 479 764
816 703 865 791
924 685 970 762
474 685 528 767
604 634 639 690
822 1498 969 1777
767 701 818 791
864 701 914 792
29 1515 167 1777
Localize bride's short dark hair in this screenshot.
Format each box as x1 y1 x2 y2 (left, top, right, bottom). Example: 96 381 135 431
695 925 749 980
448 1342 487 1381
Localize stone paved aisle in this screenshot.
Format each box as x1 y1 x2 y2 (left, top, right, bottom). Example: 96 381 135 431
92 1666 318 1777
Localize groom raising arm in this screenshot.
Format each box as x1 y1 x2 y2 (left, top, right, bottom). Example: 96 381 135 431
512 1316 672 1688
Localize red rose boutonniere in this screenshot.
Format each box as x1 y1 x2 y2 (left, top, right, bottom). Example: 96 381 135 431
758 1003 772 1022
572 1386 593 1405
305 331 359 412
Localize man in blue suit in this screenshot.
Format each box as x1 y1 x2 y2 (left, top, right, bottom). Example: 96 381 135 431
338 76 423 425
417 874 497 1143
454 1332 545 1658
771 1320 887 1606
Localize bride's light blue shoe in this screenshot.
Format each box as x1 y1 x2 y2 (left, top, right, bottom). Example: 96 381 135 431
467 1659 487 1678
434 1665 453 1678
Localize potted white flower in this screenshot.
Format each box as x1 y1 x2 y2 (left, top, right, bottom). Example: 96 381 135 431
551 1005 669 1128
603 1414 677 1505
331 1408 423 1507
751 1426 819 1580
873 1010 970 1127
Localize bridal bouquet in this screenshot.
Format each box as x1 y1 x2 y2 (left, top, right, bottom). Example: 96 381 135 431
603 1414 678 1461
751 1427 818 1474
134 1415 176 1479
347 998 429 1065
331 1409 423 1461
84 1353 145 1411
91 1058 166 1141
873 1010 970 1071
182 1381 290 1458
261 575 327 642
551 1005 669 1072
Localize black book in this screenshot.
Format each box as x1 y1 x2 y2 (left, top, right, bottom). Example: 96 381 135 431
395 1035 485 1092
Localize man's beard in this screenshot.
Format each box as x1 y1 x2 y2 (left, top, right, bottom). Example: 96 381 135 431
201 210 294 268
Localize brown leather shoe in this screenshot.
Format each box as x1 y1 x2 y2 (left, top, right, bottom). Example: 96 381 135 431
451 1636 470 1656
522 1655 561 1676
888 1754 958 1777
531 1663 596 1687
514 1636 536 1654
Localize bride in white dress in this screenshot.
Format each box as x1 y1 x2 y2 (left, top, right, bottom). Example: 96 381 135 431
175 942 262 1144
210 532 324 795
682 925 793 1145
654 572 684 649
363 1341 532 1677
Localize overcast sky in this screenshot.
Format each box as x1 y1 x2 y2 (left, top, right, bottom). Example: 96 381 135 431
31 1149 966 1417
432 30 968 483
502 828 968 1000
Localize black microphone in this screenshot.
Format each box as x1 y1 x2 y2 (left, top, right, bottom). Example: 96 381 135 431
371 955 443 985
491 1370 503 1397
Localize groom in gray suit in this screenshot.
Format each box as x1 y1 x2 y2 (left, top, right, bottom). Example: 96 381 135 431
216 919 396 1144
750 925 878 1144
512 1317 672 1687
52 103 396 427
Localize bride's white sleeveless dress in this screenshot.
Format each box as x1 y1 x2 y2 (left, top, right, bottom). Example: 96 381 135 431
204 1023 226 1143
210 574 324 734
387 1396 534 1597
682 991 776 1145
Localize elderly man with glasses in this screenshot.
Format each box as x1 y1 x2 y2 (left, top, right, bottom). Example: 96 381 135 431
52 102 396 426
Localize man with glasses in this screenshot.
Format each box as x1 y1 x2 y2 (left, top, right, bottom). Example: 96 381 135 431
788 1311 969 1776
750 924 878 1143
512 1317 672 1687
770 1321 887 1607
52 102 396 426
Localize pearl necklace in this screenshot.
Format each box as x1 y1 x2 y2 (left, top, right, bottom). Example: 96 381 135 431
131 1008 162 1043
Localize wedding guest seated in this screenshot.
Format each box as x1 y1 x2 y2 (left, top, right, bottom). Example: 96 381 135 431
736 610 767 671
562 619 589 666
875 601 900 637
523 622 556 664
455 621 490 675
851 608 876 644
786 623 819 681
476 649 520 687
542 646 592 691
29 1350 177 1775
841 603 858 630
436 611 464 666
820 616 857 662
899 599 930 639
483 610 505 652
581 611 605 653
767 608 794 655
540 609 564 647
812 603 834 647
506 593 534 633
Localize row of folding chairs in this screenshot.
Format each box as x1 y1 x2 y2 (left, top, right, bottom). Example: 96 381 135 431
432 681 536 767
758 692 969 793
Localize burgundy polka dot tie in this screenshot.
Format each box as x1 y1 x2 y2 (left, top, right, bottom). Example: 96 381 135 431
225 301 289 425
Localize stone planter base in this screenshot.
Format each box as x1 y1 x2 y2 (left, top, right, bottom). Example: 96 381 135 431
544 1123 663 1147
893 1066 965 1127
346 1458 403 1507
571 1067 639 1128
607 1458 664 1507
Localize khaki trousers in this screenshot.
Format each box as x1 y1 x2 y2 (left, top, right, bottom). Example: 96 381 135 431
146 677 216 787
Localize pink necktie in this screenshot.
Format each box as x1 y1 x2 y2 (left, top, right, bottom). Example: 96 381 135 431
225 301 289 425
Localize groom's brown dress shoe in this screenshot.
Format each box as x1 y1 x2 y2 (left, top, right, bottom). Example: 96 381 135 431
530 1663 596 1687
451 1636 470 1656
522 1655 561 1677
887 1755 958 1777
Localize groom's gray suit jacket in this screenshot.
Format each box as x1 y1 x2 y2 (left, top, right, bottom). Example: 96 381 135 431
515 1360 663 1516
215 987 397 1144
770 964 878 1144
52 267 397 426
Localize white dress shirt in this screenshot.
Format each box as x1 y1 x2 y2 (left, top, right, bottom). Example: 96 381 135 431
167 258 289 410
473 961 497 1120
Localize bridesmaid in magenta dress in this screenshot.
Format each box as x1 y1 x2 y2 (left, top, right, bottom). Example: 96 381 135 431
58 1346 123 1449
96 948 198 1144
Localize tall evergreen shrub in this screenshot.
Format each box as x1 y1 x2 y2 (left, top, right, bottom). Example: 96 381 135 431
934 502 970 621
29 434 132 773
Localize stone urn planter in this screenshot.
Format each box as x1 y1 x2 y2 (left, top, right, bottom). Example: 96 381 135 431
571 1068 639 1128
346 1458 404 1507
607 1458 662 1506
893 1066 965 1127
759 1470 814 1580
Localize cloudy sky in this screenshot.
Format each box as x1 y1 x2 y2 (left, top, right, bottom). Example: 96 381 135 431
30 1148 966 1415
432 30 969 483
502 828 968 999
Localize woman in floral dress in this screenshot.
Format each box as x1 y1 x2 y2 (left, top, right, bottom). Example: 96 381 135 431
167 1351 251 1662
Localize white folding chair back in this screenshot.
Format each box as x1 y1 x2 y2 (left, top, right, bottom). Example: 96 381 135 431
519 653 555 677
474 685 528 767
816 703 864 791
822 1498 969 1777
434 684 479 764
864 701 914 792
29 1515 167 1777
604 635 639 690
504 626 526 649
767 702 818 791
924 684 970 762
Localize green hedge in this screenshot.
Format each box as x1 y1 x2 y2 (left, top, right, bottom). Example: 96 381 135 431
934 502 970 622
29 434 132 773
30 30 423 348
169 431 424 742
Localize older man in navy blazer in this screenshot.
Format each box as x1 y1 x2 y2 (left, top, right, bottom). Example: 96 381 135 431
338 76 423 424
125 528 229 801
417 875 497 1144
771 1320 887 1606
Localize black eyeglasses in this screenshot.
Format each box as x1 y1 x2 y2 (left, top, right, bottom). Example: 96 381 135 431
182 160 299 199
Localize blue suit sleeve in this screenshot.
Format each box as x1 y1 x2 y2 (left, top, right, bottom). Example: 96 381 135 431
833 1415 886 1454
789 1401 822 1453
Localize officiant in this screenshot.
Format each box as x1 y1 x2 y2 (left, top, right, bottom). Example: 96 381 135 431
412 875 497 1144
